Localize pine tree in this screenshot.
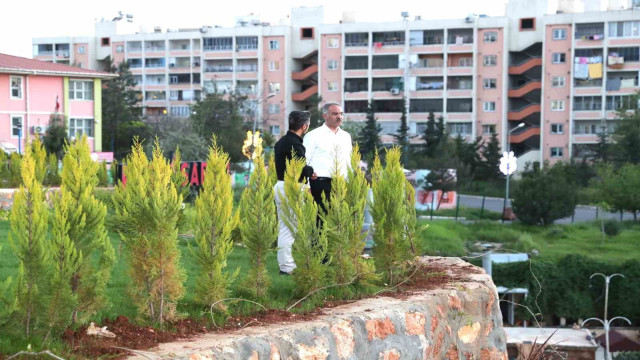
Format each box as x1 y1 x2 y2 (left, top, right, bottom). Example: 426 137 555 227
392 99 410 165
9 151 49 335
281 157 327 296
191 136 239 307
478 133 502 181
358 101 382 164
113 139 185 323
30 137 48 184
61 136 115 323
371 148 415 285
239 155 277 299
42 113 68 159
97 160 109 187
594 125 610 163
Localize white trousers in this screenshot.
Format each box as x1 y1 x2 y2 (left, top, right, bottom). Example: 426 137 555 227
274 181 296 273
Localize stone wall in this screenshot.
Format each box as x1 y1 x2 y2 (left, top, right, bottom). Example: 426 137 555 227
128 257 508 360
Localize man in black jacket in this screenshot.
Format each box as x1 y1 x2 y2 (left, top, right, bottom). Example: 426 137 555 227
273 111 316 275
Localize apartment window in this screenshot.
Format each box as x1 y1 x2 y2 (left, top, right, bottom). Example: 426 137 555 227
10 76 23 99
520 18 535 31
327 38 339 48
483 102 496 112
345 100 369 113
268 61 280 71
573 96 602 110
483 125 496 134
268 104 280 114
344 56 368 69
550 147 564 158
483 78 497 89
327 82 338 91
270 125 281 136
552 29 566 40
301 28 314 39
269 82 281 93
115 45 124 53
459 57 473 67
11 116 23 137
608 21 640 38
101 37 110 46
448 122 472 135
327 60 338 70
170 106 190 117
345 32 369 47
77 46 85 54
551 123 564 134
483 31 497 43
170 75 179 84
552 53 566 63
69 80 93 100
68 118 94 138
552 76 565 87
483 55 497 66
269 40 279 50
551 100 565 111
609 47 640 62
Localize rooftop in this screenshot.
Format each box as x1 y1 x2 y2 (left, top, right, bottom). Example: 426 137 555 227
0 53 114 78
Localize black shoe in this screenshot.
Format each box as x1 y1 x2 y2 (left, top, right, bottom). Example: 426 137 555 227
279 270 292 276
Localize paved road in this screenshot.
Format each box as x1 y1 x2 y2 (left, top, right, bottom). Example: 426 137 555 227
457 194 637 224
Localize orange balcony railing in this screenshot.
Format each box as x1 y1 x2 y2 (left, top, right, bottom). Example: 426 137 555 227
508 81 542 98
508 104 541 121
292 85 318 102
508 57 542 75
292 64 318 81
509 126 541 143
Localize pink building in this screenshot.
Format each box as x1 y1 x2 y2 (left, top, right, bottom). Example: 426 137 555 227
0 53 114 153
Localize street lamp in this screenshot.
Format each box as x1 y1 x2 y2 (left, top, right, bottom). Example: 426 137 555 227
503 122 525 220
252 92 276 135
582 273 629 360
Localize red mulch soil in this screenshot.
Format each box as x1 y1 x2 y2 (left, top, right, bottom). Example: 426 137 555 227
63 263 467 358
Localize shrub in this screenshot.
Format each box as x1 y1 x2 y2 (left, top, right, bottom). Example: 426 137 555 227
603 219 621 237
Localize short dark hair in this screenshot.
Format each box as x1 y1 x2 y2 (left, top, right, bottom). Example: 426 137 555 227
289 111 310 131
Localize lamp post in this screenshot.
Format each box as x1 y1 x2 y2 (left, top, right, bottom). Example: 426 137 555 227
502 122 525 220
582 273 629 360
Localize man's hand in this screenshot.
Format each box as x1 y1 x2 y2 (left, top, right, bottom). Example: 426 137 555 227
311 172 318 180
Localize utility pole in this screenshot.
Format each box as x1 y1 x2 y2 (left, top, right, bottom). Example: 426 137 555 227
581 273 630 360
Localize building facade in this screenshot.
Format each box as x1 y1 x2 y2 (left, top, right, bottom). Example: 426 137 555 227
32 0 640 167
0 53 114 153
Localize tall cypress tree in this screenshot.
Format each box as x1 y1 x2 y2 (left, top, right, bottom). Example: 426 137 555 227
358 101 382 163
392 98 410 165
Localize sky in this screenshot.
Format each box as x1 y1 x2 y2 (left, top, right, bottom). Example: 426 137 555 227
1 0 507 58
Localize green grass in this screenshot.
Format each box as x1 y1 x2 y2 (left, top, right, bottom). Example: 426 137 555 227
417 206 503 221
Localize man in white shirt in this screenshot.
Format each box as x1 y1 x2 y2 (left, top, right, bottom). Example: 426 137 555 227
303 102 353 213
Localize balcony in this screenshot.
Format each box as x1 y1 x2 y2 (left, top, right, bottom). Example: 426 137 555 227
204 65 233 73
508 81 542 98
292 64 318 81
508 57 542 75
508 104 541 121
292 85 318 102
509 126 541 144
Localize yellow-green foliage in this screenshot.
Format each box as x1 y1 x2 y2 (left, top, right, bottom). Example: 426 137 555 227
113 139 185 324
9 152 22 187
30 137 47 184
0 150 10 186
0 269 13 327
9 151 49 335
60 136 114 323
239 155 277 299
111 159 119 185
371 147 415 285
170 147 190 229
281 157 327 296
267 152 277 188
192 137 239 307
97 160 109 187
45 153 61 186
48 190 82 332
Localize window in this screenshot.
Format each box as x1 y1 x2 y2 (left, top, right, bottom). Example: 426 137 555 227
483 32 497 43
170 106 190 117
269 40 279 50
269 82 280 93
268 104 280 114
459 57 473 67
170 76 178 84
552 76 565 87
551 123 564 134
551 100 565 111
78 46 85 54
573 96 602 110
10 76 23 99
68 118 94 138
552 53 566 63
608 21 640 38
553 29 566 40
483 102 496 112
448 122 472 135
115 45 124 53
327 82 338 91
345 33 368 47
327 60 338 70
270 125 280 136
483 78 497 89
11 116 23 137
483 55 497 66
101 37 110 46
551 147 564 157
268 61 280 71
483 125 496 134
345 56 368 69
69 80 93 100
301 28 314 39
520 18 535 30
327 38 339 48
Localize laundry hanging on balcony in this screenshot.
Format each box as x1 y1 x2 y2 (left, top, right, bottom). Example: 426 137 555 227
574 56 602 79
588 63 603 79
574 63 589 79
608 53 624 69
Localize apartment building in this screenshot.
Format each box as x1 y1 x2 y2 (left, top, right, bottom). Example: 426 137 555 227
32 0 640 168
0 53 115 153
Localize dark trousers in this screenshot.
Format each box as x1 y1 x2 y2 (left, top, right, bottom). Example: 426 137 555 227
310 178 332 215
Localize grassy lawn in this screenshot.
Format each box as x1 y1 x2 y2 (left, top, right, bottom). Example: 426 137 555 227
417 206 503 221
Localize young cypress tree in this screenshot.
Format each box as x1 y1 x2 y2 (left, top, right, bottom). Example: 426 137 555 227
358 101 382 164
170 147 190 201
371 147 415 285
113 139 185 323
9 151 49 335
97 160 109 187
9 152 22 188
281 157 327 295
239 155 277 299
0 150 10 187
45 153 61 186
192 136 239 307
30 137 47 184
61 136 115 323
267 152 278 188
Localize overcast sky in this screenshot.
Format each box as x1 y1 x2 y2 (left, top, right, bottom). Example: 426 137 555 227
1 0 507 58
